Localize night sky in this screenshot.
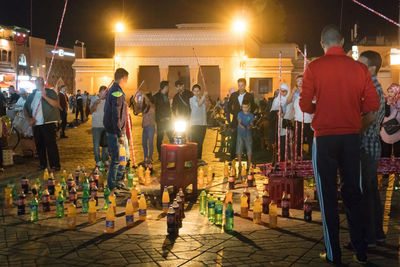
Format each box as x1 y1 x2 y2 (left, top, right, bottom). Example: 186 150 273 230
0 0 399 58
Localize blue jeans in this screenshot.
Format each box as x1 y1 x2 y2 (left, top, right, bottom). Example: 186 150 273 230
92 127 108 163
106 133 126 190
142 125 155 160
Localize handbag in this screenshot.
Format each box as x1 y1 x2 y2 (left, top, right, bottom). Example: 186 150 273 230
100 130 108 147
383 111 400 135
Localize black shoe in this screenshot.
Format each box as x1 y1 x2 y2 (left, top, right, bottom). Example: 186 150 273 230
344 242 353 250
51 167 61 172
60 135 68 139
319 252 343 265
353 254 367 265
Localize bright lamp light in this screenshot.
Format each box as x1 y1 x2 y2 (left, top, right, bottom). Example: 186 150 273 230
232 19 247 34
174 121 187 134
115 22 125 33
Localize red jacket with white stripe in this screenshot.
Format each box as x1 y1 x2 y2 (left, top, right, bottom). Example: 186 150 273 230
299 46 380 137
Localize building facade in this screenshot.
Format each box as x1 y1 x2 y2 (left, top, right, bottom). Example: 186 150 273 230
73 24 304 99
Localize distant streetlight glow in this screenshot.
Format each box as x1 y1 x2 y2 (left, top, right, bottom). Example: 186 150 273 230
232 19 247 34
115 22 125 33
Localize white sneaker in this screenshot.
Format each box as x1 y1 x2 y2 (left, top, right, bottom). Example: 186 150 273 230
104 161 110 166
96 161 102 167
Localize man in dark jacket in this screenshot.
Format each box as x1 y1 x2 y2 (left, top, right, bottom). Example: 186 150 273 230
24 77 61 171
103 68 129 192
172 80 193 119
153 81 173 160
75 89 84 123
228 78 255 160
58 85 69 138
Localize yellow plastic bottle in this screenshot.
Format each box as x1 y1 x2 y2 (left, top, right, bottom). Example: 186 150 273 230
198 167 204 188
224 162 229 178
207 166 213 185
253 196 262 224
224 189 233 207
105 202 115 233
231 159 237 177
67 203 77 229
144 168 151 186
131 185 139 212
126 197 134 226
138 192 147 220
240 192 248 218
269 201 278 228
137 165 144 184
4 185 12 209
241 163 247 178
55 182 62 199
162 186 170 213
119 146 127 166
43 168 49 182
109 193 117 215
88 197 97 224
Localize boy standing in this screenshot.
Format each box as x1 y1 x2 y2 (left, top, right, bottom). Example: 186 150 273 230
236 100 254 171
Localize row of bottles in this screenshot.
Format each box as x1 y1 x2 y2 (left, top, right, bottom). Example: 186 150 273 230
166 188 186 236
197 166 215 189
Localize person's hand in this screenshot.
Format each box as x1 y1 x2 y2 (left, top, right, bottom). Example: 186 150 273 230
203 91 208 98
118 136 124 144
29 118 36 126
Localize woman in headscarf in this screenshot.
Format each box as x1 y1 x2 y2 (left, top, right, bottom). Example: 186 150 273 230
380 83 400 157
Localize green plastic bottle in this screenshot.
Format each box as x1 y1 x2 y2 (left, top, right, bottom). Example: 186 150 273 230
83 176 90 192
127 168 134 188
215 197 223 226
56 191 65 218
30 197 39 222
103 186 111 210
10 180 18 201
208 194 216 223
82 189 90 214
61 176 67 198
199 190 207 215
225 201 234 232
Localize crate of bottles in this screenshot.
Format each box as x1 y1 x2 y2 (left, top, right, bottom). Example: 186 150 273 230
2 149 13 166
268 174 304 209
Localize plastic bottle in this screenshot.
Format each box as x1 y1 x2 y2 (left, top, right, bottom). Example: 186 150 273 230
231 159 237 177
269 201 277 228
31 180 38 198
282 192 290 218
56 191 64 218
240 192 248 218
125 197 134 226
69 187 77 205
42 189 50 212
89 176 95 192
137 165 144 184
215 197 223 226
304 196 312 222
109 193 117 215
225 201 234 232
224 189 233 207
103 186 111 210
263 176 269 192
172 199 180 228
91 185 98 206
83 176 90 193
55 182 62 200
61 169 67 181
93 167 100 188
162 186 170 213
74 166 80 185
199 189 207 215
105 202 115 233
82 189 90 214
130 185 139 212
88 197 97 223
43 168 49 183
241 163 247 180
176 195 183 228
228 171 235 190
126 168 134 188
30 197 39 222
167 206 177 235
17 192 26 215
138 192 147 220
178 188 185 219
10 180 18 201
48 173 55 195
21 177 29 194
198 168 204 188
119 146 127 166
144 168 151 186
67 174 75 192
253 196 262 224
244 187 250 208
67 203 77 229
262 190 270 214
224 162 229 178
207 194 216 223
4 185 12 208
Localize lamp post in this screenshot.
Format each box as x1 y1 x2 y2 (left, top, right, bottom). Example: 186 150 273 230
232 18 247 78
74 40 85 58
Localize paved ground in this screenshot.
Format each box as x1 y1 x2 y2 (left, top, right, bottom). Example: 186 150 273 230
0 112 400 266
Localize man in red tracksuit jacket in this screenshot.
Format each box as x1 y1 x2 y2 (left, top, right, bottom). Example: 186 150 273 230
300 25 379 265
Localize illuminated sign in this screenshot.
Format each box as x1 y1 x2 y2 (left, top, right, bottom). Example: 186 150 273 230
390 48 400 66
18 54 27 67
352 45 359 60
51 49 75 57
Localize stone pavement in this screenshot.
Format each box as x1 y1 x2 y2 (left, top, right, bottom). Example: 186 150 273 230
0 113 400 266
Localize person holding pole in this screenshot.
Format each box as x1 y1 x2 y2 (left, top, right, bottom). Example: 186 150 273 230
300 25 379 264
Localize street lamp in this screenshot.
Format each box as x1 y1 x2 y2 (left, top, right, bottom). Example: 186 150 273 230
173 120 187 144
75 40 85 58
115 22 125 33
232 18 247 34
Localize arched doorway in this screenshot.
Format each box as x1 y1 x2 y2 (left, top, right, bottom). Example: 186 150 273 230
197 66 220 102
138 66 160 93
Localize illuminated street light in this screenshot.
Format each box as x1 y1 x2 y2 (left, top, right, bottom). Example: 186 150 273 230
173 120 187 144
115 22 125 33
232 19 247 34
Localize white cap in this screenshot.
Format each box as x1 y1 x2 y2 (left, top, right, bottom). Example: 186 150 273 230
280 84 289 91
